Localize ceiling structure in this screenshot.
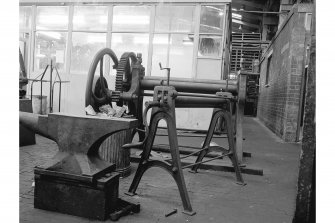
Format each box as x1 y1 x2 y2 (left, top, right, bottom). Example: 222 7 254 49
231 0 280 33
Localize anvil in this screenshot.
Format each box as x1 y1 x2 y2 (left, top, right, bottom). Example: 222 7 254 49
19 112 138 182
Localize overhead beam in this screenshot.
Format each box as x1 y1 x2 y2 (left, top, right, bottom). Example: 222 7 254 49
232 0 265 10
232 19 260 29
233 11 263 20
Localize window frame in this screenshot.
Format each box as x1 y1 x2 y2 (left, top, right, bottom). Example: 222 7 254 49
20 2 230 80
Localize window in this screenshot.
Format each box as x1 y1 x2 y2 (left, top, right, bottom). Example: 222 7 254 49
265 54 272 85
196 5 226 80
152 6 195 78
155 6 194 33
34 31 67 71
111 33 149 72
71 6 108 74
71 33 106 74
19 6 32 31
111 6 151 71
34 6 69 72
36 6 69 30
73 6 108 31
112 6 151 32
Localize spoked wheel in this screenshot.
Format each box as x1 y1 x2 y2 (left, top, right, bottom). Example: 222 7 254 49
85 48 119 110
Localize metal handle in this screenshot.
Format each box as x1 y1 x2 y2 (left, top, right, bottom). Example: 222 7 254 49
159 62 171 86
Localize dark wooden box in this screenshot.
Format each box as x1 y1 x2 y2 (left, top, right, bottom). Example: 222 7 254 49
34 171 120 220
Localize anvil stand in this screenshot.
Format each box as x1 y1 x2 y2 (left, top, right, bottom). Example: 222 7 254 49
125 85 196 216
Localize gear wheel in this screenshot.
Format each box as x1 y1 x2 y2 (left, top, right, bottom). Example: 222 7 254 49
115 52 137 92
115 52 137 106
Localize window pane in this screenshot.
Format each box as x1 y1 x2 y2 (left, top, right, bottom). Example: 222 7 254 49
197 59 222 80
20 6 32 30
36 6 69 30
152 34 193 78
111 33 149 70
34 31 67 71
169 34 193 78
200 5 225 33
73 6 108 31
151 34 169 76
112 6 150 32
198 35 222 57
155 6 195 33
71 33 106 74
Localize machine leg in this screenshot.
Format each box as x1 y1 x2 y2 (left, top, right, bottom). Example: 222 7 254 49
127 115 159 196
165 114 195 215
190 110 245 185
190 110 221 173
127 112 195 215
223 111 245 185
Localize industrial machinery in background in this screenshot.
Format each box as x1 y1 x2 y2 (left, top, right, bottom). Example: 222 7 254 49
85 48 251 215
230 33 269 116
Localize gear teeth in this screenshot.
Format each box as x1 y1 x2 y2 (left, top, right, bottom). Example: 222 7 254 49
115 52 137 94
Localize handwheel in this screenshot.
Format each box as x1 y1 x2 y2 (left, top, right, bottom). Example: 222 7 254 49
85 48 119 109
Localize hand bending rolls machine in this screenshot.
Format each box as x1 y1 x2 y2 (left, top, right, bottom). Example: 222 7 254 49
85 48 248 215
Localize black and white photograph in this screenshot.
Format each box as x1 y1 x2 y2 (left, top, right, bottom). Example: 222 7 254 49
2 0 328 222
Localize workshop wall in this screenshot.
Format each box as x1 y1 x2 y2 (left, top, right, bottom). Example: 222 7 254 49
257 4 312 142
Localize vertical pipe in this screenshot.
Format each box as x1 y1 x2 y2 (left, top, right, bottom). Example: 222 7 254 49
192 5 201 79
147 5 155 76
49 60 53 113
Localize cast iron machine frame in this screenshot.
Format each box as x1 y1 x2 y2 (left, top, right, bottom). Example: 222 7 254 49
85 48 247 215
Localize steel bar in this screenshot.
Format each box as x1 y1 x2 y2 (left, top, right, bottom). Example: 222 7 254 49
151 145 226 159
157 126 225 135
130 156 263 176
181 153 229 169
165 147 208 162
155 133 227 138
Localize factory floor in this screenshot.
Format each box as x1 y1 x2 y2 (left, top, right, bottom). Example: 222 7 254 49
20 117 301 223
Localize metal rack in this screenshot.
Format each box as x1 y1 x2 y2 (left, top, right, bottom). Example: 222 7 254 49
29 60 69 113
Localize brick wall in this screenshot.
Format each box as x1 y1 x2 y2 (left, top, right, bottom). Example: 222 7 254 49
257 4 312 142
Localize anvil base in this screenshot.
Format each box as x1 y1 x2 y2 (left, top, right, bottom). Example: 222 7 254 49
34 170 120 220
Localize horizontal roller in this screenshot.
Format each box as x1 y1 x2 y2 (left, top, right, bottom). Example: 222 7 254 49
141 76 238 95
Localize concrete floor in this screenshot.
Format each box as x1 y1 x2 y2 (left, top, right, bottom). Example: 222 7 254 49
20 117 301 223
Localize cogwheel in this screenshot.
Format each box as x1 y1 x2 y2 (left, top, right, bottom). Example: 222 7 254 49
115 52 137 92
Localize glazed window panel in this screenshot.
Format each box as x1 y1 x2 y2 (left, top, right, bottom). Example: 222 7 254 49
198 35 222 57
151 34 169 77
19 6 32 30
71 33 107 74
200 5 225 34
34 31 67 71
112 6 151 32
111 33 149 71
152 34 193 78
168 34 194 78
73 6 108 31
36 6 69 30
196 59 222 80
155 6 195 33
